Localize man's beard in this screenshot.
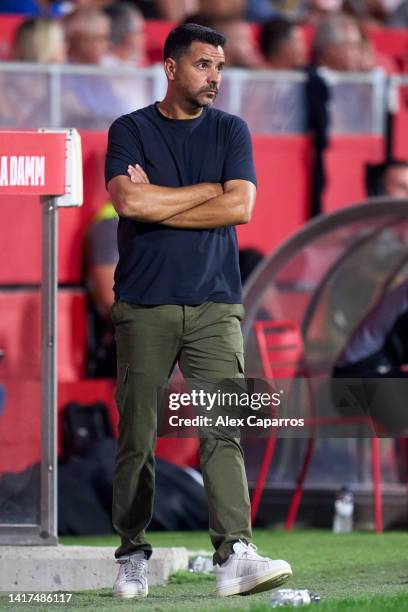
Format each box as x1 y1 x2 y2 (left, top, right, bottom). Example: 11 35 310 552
190 88 218 108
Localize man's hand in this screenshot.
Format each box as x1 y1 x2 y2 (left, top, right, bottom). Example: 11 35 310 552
107 171 222 223
127 164 150 184
161 179 256 229
123 166 255 229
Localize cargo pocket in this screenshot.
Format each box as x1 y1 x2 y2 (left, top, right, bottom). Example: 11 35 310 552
115 363 130 418
235 352 245 376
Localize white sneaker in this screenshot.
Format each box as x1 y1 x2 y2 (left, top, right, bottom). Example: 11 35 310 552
215 540 292 597
113 552 148 598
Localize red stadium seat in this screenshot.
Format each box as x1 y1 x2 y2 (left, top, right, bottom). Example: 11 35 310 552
0 14 23 59
251 318 384 533
145 20 175 63
368 28 408 73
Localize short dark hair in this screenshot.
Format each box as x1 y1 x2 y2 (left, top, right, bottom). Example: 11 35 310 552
260 18 296 60
163 23 226 62
366 159 408 196
384 159 408 172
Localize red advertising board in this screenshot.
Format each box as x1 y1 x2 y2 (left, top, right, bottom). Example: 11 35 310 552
0 131 66 195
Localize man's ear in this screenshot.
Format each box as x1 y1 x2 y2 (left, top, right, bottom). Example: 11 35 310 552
164 57 177 81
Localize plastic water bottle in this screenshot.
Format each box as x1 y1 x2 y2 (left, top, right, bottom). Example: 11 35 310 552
270 589 321 607
333 487 354 533
188 555 213 574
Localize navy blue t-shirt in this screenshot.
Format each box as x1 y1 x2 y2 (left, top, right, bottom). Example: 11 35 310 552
105 103 257 305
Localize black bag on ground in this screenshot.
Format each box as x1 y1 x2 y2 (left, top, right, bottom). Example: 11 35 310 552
58 438 209 534
61 401 113 460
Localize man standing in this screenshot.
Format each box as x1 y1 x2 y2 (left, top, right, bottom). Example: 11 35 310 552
105 23 292 599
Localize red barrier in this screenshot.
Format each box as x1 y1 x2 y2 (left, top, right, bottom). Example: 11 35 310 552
0 133 312 283
0 290 86 381
324 135 384 213
0 133 385 283
239 135 311 253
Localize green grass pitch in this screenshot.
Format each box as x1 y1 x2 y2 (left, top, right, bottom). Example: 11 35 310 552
1 529 408 611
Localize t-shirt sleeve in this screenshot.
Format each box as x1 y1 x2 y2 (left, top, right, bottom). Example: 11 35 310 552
105 115 144 186
222 117 257 187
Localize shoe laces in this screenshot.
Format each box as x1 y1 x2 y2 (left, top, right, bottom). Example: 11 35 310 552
120 557 146 583
236 540 264 560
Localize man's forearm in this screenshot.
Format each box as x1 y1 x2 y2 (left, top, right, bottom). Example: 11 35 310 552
108 177 223 223
160 189 251 229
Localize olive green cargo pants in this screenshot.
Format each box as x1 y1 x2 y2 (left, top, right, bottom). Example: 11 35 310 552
110 300 252 565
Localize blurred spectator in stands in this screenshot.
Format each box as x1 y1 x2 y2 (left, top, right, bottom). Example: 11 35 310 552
62 8 143 128
367 160 408 198
230 17 309 133
184 15 262 68
199 0 245 19
67 0 116 8
183 12 214 26
306 0 345 25
311 14 363 71
309 0 391 26
11 17 66 63
382 160 408 198
148 0 243 22
311 16 383 133
245 0 281 23
153 0 199 21
64 7 111 65
211 17 264 68
186 11 258 71
125 0 244 21
103 3 147 66
120 0 193 20
387 0 408 26
0 0 63 16
359 32 377 71
0 18 66 127
260 18 307 69
343 0 387 26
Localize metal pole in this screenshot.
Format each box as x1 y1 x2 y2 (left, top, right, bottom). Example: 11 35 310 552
40 197 58 545
49 65 62 128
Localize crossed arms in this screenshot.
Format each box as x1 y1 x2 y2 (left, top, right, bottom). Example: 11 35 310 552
107 164 256 229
